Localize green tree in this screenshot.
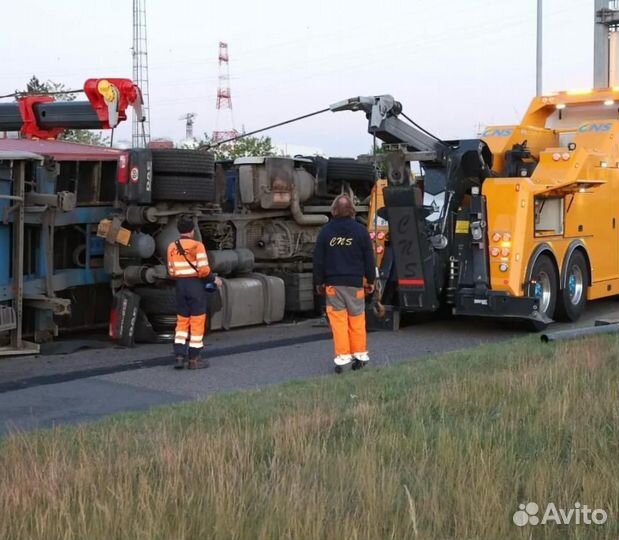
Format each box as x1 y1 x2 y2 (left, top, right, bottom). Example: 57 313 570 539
198 134 276 160
16 76 109 146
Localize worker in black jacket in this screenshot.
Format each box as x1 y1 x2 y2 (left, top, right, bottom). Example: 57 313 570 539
313 194 376 372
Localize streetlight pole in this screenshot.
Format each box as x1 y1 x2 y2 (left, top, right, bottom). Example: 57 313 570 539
536 0 543 96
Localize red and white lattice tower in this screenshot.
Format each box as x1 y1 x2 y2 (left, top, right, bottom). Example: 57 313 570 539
212 42 238 142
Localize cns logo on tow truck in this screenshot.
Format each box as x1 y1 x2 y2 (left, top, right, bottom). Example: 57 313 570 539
578 123 612 133
482 127 513 137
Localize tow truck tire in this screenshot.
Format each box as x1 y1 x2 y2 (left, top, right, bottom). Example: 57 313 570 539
151 149 215 176
326 158 376 183
152 174 216 202
526 253 558 323
555 250 588 322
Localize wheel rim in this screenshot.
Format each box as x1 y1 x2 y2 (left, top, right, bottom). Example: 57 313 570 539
567 265 584 305
533 271 552 313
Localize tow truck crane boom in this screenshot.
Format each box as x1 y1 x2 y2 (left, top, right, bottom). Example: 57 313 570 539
0 78 143 139
329 95 447 156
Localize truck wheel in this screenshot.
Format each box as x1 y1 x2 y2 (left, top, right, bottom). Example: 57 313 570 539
526 253 558 321
134 286 177 315
326 158 377 183
135 286 222 317
555 250 588 322
152 174 216 202
151 149 215 176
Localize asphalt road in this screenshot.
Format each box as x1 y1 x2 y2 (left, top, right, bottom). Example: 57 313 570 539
0 299 617 436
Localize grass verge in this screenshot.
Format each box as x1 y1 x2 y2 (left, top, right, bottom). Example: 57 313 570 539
1 335 618 539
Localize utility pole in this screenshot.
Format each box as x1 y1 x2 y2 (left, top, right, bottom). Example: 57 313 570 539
132 0 151 147
212 42 238 142
594 0 619 87
179 113 197 140
536 0 543 95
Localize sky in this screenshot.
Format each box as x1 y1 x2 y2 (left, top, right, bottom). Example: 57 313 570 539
0 0 595 156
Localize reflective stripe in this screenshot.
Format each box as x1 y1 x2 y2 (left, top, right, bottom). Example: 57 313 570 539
189 341 203 348
172 261 193 268
189 334 203 341
197 261 209 268
196 253 208 260
174 269 199 276
174 338 187 344
175 331 188 339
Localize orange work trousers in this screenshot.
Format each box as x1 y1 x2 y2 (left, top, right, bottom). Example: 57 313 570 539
174 313 207 357
325 285 367 359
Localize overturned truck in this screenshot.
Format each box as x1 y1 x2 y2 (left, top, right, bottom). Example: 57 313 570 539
0 133 376 353
106 150 376 339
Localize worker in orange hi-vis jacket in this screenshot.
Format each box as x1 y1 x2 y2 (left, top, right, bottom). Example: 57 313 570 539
313 194 376 374
167 216 222 370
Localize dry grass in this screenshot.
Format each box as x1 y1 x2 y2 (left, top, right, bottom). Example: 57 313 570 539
0 335 618 539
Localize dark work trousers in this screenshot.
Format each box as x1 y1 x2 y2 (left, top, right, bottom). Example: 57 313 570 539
174 277 208 358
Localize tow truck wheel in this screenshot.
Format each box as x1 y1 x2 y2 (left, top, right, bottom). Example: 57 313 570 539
555 250 588 322
526 253 558 322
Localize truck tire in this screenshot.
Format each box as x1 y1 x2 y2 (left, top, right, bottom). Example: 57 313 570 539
135 286 222 318
152 174 216 202
555 250 588 322
151 149 215 176
526 253 558 323
326 158 376 183
134 286 177 315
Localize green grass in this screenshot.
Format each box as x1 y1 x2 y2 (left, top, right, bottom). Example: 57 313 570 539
1 335 618 539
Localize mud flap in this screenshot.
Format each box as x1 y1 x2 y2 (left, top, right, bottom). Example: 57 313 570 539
109 289 140 347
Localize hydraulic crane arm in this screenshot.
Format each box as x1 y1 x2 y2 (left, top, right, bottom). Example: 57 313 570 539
329 95 447 157
0 78 143 139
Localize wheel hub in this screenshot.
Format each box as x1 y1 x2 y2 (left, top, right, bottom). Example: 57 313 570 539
532 271 552 314
567 265 584 305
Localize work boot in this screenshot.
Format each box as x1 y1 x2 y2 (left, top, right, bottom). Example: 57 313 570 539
333 354 353 366
174 355 186 370
352 352 369 370
188 357 208 370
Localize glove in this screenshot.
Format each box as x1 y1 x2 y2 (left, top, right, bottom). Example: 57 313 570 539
315 284 326 296
364 283 375 295
204 274 220 293
204 282 217 293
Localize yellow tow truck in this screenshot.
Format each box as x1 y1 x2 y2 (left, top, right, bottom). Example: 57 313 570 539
334 89 619 329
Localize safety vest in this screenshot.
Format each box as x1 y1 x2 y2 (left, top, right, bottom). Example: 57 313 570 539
167 237 212 279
